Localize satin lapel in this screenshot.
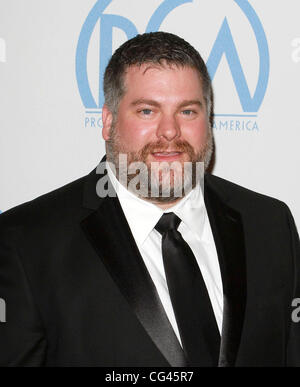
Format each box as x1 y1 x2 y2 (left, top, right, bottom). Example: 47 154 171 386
204 177 247 367
81 195 188 367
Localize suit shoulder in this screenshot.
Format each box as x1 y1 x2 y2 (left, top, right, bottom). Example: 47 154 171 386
206 173 287 211
0 174 88 229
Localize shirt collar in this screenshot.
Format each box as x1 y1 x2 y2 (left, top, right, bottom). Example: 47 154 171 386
106 162 206 246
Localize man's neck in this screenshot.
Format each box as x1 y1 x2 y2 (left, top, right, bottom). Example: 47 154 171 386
106 161 194 210
142 197 183 210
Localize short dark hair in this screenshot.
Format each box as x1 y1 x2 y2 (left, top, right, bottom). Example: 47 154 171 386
103 31 213 126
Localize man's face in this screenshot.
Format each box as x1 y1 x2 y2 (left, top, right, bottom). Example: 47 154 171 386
102 63 212 204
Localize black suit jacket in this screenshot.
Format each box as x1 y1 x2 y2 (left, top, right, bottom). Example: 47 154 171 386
0 165 300 367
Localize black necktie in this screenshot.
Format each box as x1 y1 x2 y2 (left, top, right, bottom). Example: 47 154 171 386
155 212 220 366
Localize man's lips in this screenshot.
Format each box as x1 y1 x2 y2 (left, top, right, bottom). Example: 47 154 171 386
151 151 183 161
153 151 182 156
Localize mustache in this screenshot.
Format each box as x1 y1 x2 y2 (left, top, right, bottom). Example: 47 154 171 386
139 139 197 160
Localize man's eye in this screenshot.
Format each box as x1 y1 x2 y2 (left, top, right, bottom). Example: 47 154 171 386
140 109 152 115
182 109 194 115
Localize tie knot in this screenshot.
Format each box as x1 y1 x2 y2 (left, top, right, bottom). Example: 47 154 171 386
155 212 181 235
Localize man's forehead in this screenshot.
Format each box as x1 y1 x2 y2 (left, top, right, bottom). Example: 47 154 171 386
123 62 202 85
118 63 206 109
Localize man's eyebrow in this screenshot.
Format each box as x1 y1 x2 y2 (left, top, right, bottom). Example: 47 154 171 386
130 99 203 108
178 100 203 109
131 99 161 107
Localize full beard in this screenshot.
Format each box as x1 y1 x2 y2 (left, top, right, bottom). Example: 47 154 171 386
106 126 213 204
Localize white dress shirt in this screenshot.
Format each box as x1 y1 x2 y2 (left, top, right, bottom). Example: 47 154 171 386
107 163 223 346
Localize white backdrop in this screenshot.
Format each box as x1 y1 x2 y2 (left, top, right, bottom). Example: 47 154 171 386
0 0 299 230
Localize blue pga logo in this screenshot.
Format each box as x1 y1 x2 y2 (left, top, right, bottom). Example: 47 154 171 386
76 0 270 132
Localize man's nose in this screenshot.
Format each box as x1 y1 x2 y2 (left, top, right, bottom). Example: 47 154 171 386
156 114 181 141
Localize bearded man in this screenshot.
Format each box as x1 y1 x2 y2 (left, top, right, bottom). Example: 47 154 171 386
0 32 300 367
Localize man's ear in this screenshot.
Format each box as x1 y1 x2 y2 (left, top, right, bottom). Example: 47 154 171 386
102 104 113 140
